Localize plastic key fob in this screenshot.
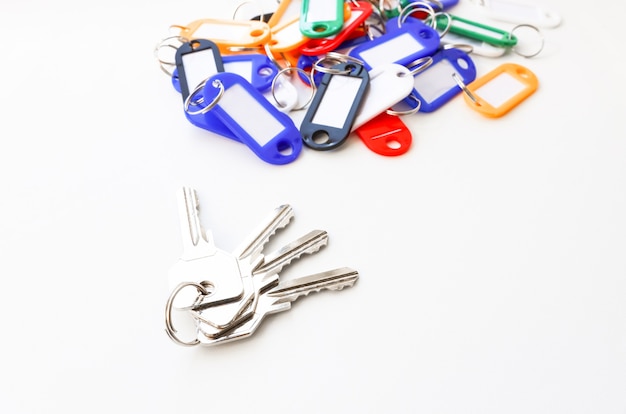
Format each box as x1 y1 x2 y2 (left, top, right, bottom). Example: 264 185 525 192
348 18 440 70
472 0 561 28
201 72 303 164
403 48 476 113
461 63 538 118
300 0 345 39
172 18 271 53
300 62 369 151
435 13 517 48
299 1 372 56
441 31 507 58
355 112 412 156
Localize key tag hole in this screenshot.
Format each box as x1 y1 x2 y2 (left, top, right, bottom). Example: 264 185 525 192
277 141 294 156
457 57 469 70
312 130 331 145
387 139 401 150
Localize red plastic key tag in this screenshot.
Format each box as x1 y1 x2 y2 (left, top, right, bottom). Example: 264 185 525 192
355 112 412 156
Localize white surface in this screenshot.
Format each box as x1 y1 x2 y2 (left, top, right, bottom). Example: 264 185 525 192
0 1 625 413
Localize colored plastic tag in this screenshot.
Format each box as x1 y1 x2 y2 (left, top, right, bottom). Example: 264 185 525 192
175 39 225 101
460 63 538 117
300 62 370 150
299 1 372 56
348 18 440 70
268 0 302 27
355 112 412 156
351 63 414 130
200 72 303 164
403 48 476 113
172 18 271 52
472 0 561 28
268 16 309 54
435 13 517 48
400 0 460 18
300 0 345 39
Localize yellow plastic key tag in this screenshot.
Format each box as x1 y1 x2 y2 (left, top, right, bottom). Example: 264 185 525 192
457 63 538 118
171 18 271 53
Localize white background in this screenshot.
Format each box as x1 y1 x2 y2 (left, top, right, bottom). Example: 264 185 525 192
1 0 625 413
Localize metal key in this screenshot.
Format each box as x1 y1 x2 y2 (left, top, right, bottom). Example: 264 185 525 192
168 187 244 309
196 267 359 346
192 225 330 338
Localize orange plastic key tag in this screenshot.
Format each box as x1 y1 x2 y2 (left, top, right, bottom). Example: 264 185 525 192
171 18 271 53
355 112 412 156
458 63 538 118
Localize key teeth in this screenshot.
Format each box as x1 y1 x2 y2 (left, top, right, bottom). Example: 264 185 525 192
235 204 294 261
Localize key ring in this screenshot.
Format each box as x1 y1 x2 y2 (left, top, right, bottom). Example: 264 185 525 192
442 42 474 54
184 78 225 115
312 52 365 75
405 56 433 76
270 67 317 110
452 72 480 105
398 1 436 29
165 282 211 347
154 35 188 77
509 23 544 58
386 93 422 116
232 1 265 21
429 11 452 38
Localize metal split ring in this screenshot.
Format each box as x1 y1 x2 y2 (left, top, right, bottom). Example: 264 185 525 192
312 52 364 75
452 72 480 105
165 282 210 347
405 56 433 76
184 78 225 116
387 93 422 116
509 23 544 58
270 66 317 111
398 1 437 28
153 35 188 77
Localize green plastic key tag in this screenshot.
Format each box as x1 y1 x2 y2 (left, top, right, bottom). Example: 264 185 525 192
435 13 517 48
300 0 345 38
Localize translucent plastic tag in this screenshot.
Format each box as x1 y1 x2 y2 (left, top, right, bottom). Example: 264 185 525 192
200 72 302 164
173 18 271 52
300 62 369 150
403 48 476 113
348 19 440 70
473 0 561 28
459 63 538 117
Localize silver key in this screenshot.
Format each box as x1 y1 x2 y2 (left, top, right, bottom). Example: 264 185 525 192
168 187 244 310
193 225 330 338
196 267 359 346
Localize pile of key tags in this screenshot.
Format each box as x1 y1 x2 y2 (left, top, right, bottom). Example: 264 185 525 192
155 0 555 163
165 187 359 346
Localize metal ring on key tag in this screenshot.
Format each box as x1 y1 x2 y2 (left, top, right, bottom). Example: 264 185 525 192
184 79 225 115
398 2 437 28
509 24 544 58
165 282 211 347
270 67 317 110
154 35 189 77
452 72 480 104
386 93 422 116
405 56 433 76
312 52 364 75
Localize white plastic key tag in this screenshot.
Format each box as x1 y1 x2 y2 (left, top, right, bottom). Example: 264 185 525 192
200 72 303 164
300 62 370 151
351 63 414 131
457 62 538 118
472 0 562 28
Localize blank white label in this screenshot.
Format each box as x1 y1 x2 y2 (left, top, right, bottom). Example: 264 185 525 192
358 32 425 68
181 49 219 92
311 75 362 128
218 83 285 146
412 59 459 104
193 23 250 41
304 0 339 22
473 72 528 108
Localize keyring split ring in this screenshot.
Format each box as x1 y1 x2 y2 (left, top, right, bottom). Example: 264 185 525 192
398 2 437 28
271 66 317 111
312 52 364 75
154 35 188 77
165 282 210 347
452 72 480 105
405 56 433 76
387 93 422 116
442 42 474 54
184 79 225 116
509 23 544 58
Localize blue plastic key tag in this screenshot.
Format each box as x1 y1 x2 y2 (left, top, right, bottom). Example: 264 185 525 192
199 72 303 165
401 47 476 113
348 18 440 70
299 62 370 151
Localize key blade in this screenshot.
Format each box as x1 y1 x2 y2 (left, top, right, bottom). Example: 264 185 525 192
253 229 328 275
234 204 294 260
177 186 215 260
267 267 359 304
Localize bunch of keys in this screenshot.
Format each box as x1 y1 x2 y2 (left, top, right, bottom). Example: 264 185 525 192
165 187 359 346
